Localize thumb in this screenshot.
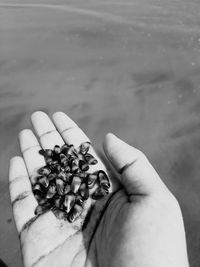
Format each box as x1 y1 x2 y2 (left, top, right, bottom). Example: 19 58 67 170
103 133 167 196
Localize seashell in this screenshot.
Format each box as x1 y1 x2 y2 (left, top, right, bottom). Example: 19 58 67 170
84 153 98 165
46 184 56 199
60 153 67 164
87 173 97 189
91 187 108 200
39 149 46 156
64 184 71 195
64 165 71 172
98 170 110 189
46 157 53 166
63 193 75 213
79 172 87 180
54 195 63 209
49 162 61 173
67 145 79 158
79 183 89 200
52 208 66 220
35 203 51 215
71 175 82 194
38 176 49 188
56 178 65 195
79 142 90 155
54 145 61 154
79 160 89 172
76 195 84 207
38 197 49 206
68 203 83 223
71 159 79 173
47 173 56 182
38 166 51 176
45 149 53 157
33 183 43 194
61 144 70 155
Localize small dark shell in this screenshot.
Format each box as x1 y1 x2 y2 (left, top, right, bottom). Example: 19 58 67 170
60 153 67 164
79 142 90 155
64 184 71 195
79 183 89 200
85 153 98 165
91 187 108 200
68 145 79 158
46 184 56 199
87 173 97 189
49 162 61 173
38 176 49 188
68 203 83 223
39 149 46 156
47 173 56 182
71 159 79 173
79 160 89 172
63 193 75 213
35 203 51 215
61 144 70 155
54 195 63 209
54 145 61 154
45 149 53 157
76 195 84 207
71 175 82 194
46 157 53 166
64 165 71 172
52 208 66 220
38 197 49 206
56 178 65 196
98 170 110 189
33 183 43 194
79 172 87 180
38 166 51 176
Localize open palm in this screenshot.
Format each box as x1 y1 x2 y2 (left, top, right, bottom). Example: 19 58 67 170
9 111 189 267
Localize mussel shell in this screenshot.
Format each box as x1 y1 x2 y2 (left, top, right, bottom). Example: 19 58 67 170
52 208 66 220
45 149 53 157
79 142 90 155
46 184 56 199
68 203 83 223
54 195 63 208
91 187 108 200
64 184 71 195
63 193 75 213
47 173 56 182
56 178 65 196
54 145 61 154
38 166 51 176
87 173 97 189
98 170 110 188
38 176 49 188
70 159 79 173
71 175 82 194
61 144 70 155
35 203 51 215
76 195 84 207
79 160 89 172
32 183 43 194
84 153 98 165
79 183 89 200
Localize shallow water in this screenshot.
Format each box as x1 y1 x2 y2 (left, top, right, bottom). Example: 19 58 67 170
1 0 200 266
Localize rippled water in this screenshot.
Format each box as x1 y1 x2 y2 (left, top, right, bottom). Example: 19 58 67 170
1 1 200 266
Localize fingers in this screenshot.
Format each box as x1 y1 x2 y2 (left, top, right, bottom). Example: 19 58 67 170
103 133 167 196
31 111 64 149
19 129 45 184
9 156 37 233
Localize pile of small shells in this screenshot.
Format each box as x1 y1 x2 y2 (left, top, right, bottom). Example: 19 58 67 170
32 142 110 223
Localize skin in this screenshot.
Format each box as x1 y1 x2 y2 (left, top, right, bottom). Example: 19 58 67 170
9 111 189 267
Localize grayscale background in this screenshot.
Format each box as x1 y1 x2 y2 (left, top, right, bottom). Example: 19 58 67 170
0 0 200 266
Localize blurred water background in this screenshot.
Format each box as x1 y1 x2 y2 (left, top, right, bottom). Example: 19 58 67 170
0 0 200 266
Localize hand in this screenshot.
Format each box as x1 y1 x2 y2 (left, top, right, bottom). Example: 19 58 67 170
9 111 189 267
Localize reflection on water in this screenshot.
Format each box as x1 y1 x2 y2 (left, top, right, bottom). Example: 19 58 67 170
1 0 200 266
